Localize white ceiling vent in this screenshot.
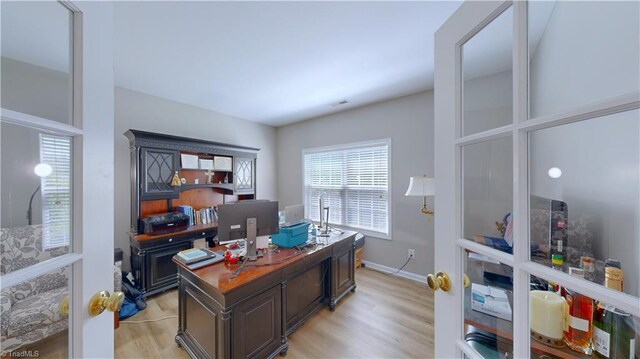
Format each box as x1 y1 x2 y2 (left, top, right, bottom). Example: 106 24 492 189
330 99 349 107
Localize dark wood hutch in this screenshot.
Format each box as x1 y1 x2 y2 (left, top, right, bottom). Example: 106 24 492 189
125 129 258 297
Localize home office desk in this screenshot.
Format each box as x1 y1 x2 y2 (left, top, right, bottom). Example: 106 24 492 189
173 230 357 359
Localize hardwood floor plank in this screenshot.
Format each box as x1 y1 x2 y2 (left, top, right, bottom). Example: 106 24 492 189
114 268 434 358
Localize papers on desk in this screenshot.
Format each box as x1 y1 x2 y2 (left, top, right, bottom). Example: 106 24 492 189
471 283 512 321
174 248 224 269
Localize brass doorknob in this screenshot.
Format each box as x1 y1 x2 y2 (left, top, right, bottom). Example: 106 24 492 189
463 273 471 288
88 290 125 317
59 296 69 316
426 271 451 292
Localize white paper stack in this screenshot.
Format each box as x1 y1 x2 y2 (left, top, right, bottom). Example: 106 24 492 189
471 283 512 321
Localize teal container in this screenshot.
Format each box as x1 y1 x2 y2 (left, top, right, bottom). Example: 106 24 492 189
271 222 310 248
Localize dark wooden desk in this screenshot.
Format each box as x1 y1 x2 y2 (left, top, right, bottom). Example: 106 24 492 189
174 230 357 359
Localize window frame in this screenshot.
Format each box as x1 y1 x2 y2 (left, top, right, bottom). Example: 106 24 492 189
302 138 392 239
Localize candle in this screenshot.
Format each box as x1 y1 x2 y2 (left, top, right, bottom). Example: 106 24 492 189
530 290 566 340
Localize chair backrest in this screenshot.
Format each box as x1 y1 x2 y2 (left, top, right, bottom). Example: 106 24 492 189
1 225 70 302
1 225 69 276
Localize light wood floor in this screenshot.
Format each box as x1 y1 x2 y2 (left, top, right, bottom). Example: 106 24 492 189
115 268 434 358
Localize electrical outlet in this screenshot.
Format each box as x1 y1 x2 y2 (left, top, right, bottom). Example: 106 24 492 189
408 249 415 259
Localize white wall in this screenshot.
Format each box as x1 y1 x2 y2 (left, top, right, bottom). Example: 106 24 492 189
463 69 512 136
0 123 41 227
529 1 639 117
1 56 70 124
277 91 434 277
114 87 278 271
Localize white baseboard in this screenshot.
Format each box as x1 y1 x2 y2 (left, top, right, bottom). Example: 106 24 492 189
361 260 427 284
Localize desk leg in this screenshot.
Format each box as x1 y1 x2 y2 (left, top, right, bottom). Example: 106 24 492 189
280 281 289 356
175 273 184 348
281 281 288 346
329 256 337 311
220 308 232 359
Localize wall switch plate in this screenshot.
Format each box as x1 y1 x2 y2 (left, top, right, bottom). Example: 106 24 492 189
408 249 415 259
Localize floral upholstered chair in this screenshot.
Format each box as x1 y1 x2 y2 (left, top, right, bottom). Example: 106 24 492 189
0 225 121 354
1 225 69 354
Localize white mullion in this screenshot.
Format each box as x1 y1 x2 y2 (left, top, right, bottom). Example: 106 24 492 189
0 253 82 288
457 339 483 359
454 124 513 146
519 91 639 133
454 36 465 348
511 1 530 358
69 5 84 358
0 108 83 136
456 238 515 267
522 261 640 317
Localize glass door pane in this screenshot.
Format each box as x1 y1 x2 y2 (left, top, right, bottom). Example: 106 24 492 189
528 109 639 298
464 250 513 357
1 122 73 265
1 265 71 357
529 274 640 358
1 1 73 125
463 136 513 252
462 6 513 136
528 1 640 119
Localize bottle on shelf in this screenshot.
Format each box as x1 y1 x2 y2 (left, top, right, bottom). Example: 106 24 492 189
548 254 563 294
592 261 637 359
562 267 593 354
551 253 563 270
580 256 595 282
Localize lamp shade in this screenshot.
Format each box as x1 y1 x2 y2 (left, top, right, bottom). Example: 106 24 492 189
405 176 435 196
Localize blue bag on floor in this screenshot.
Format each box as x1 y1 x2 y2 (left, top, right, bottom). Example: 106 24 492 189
119 297 139 320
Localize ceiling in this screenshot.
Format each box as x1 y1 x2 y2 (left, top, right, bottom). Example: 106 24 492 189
114 1 462 127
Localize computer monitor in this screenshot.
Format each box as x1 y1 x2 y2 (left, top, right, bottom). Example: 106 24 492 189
217 200 279 260
283 204 304 227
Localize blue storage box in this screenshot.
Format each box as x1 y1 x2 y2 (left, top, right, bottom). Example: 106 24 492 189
271 222 310 248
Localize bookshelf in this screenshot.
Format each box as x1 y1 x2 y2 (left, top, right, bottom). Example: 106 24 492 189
125 129 258 297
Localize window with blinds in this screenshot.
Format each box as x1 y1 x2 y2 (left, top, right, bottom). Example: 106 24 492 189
40 134 72 249
304 140 390 237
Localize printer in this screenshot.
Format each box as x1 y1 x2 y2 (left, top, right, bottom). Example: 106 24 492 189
142 212 190 235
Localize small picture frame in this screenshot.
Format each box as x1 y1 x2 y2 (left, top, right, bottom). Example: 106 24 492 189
199 159 214 170
213 156 233 171
181 154 199 169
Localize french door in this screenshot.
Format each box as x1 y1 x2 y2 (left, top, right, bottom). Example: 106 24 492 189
434 1 639 357
1 1 115 357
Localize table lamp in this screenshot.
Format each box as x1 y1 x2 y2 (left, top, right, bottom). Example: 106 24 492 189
405 175 435 216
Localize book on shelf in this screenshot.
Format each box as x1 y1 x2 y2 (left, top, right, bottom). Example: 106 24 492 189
176 205 218 227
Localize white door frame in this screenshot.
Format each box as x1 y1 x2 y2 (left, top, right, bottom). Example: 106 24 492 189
76 1 115 357
435 2 516 356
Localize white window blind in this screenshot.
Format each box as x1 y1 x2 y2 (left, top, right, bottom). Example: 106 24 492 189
304 140 390 237
40 134 72 249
